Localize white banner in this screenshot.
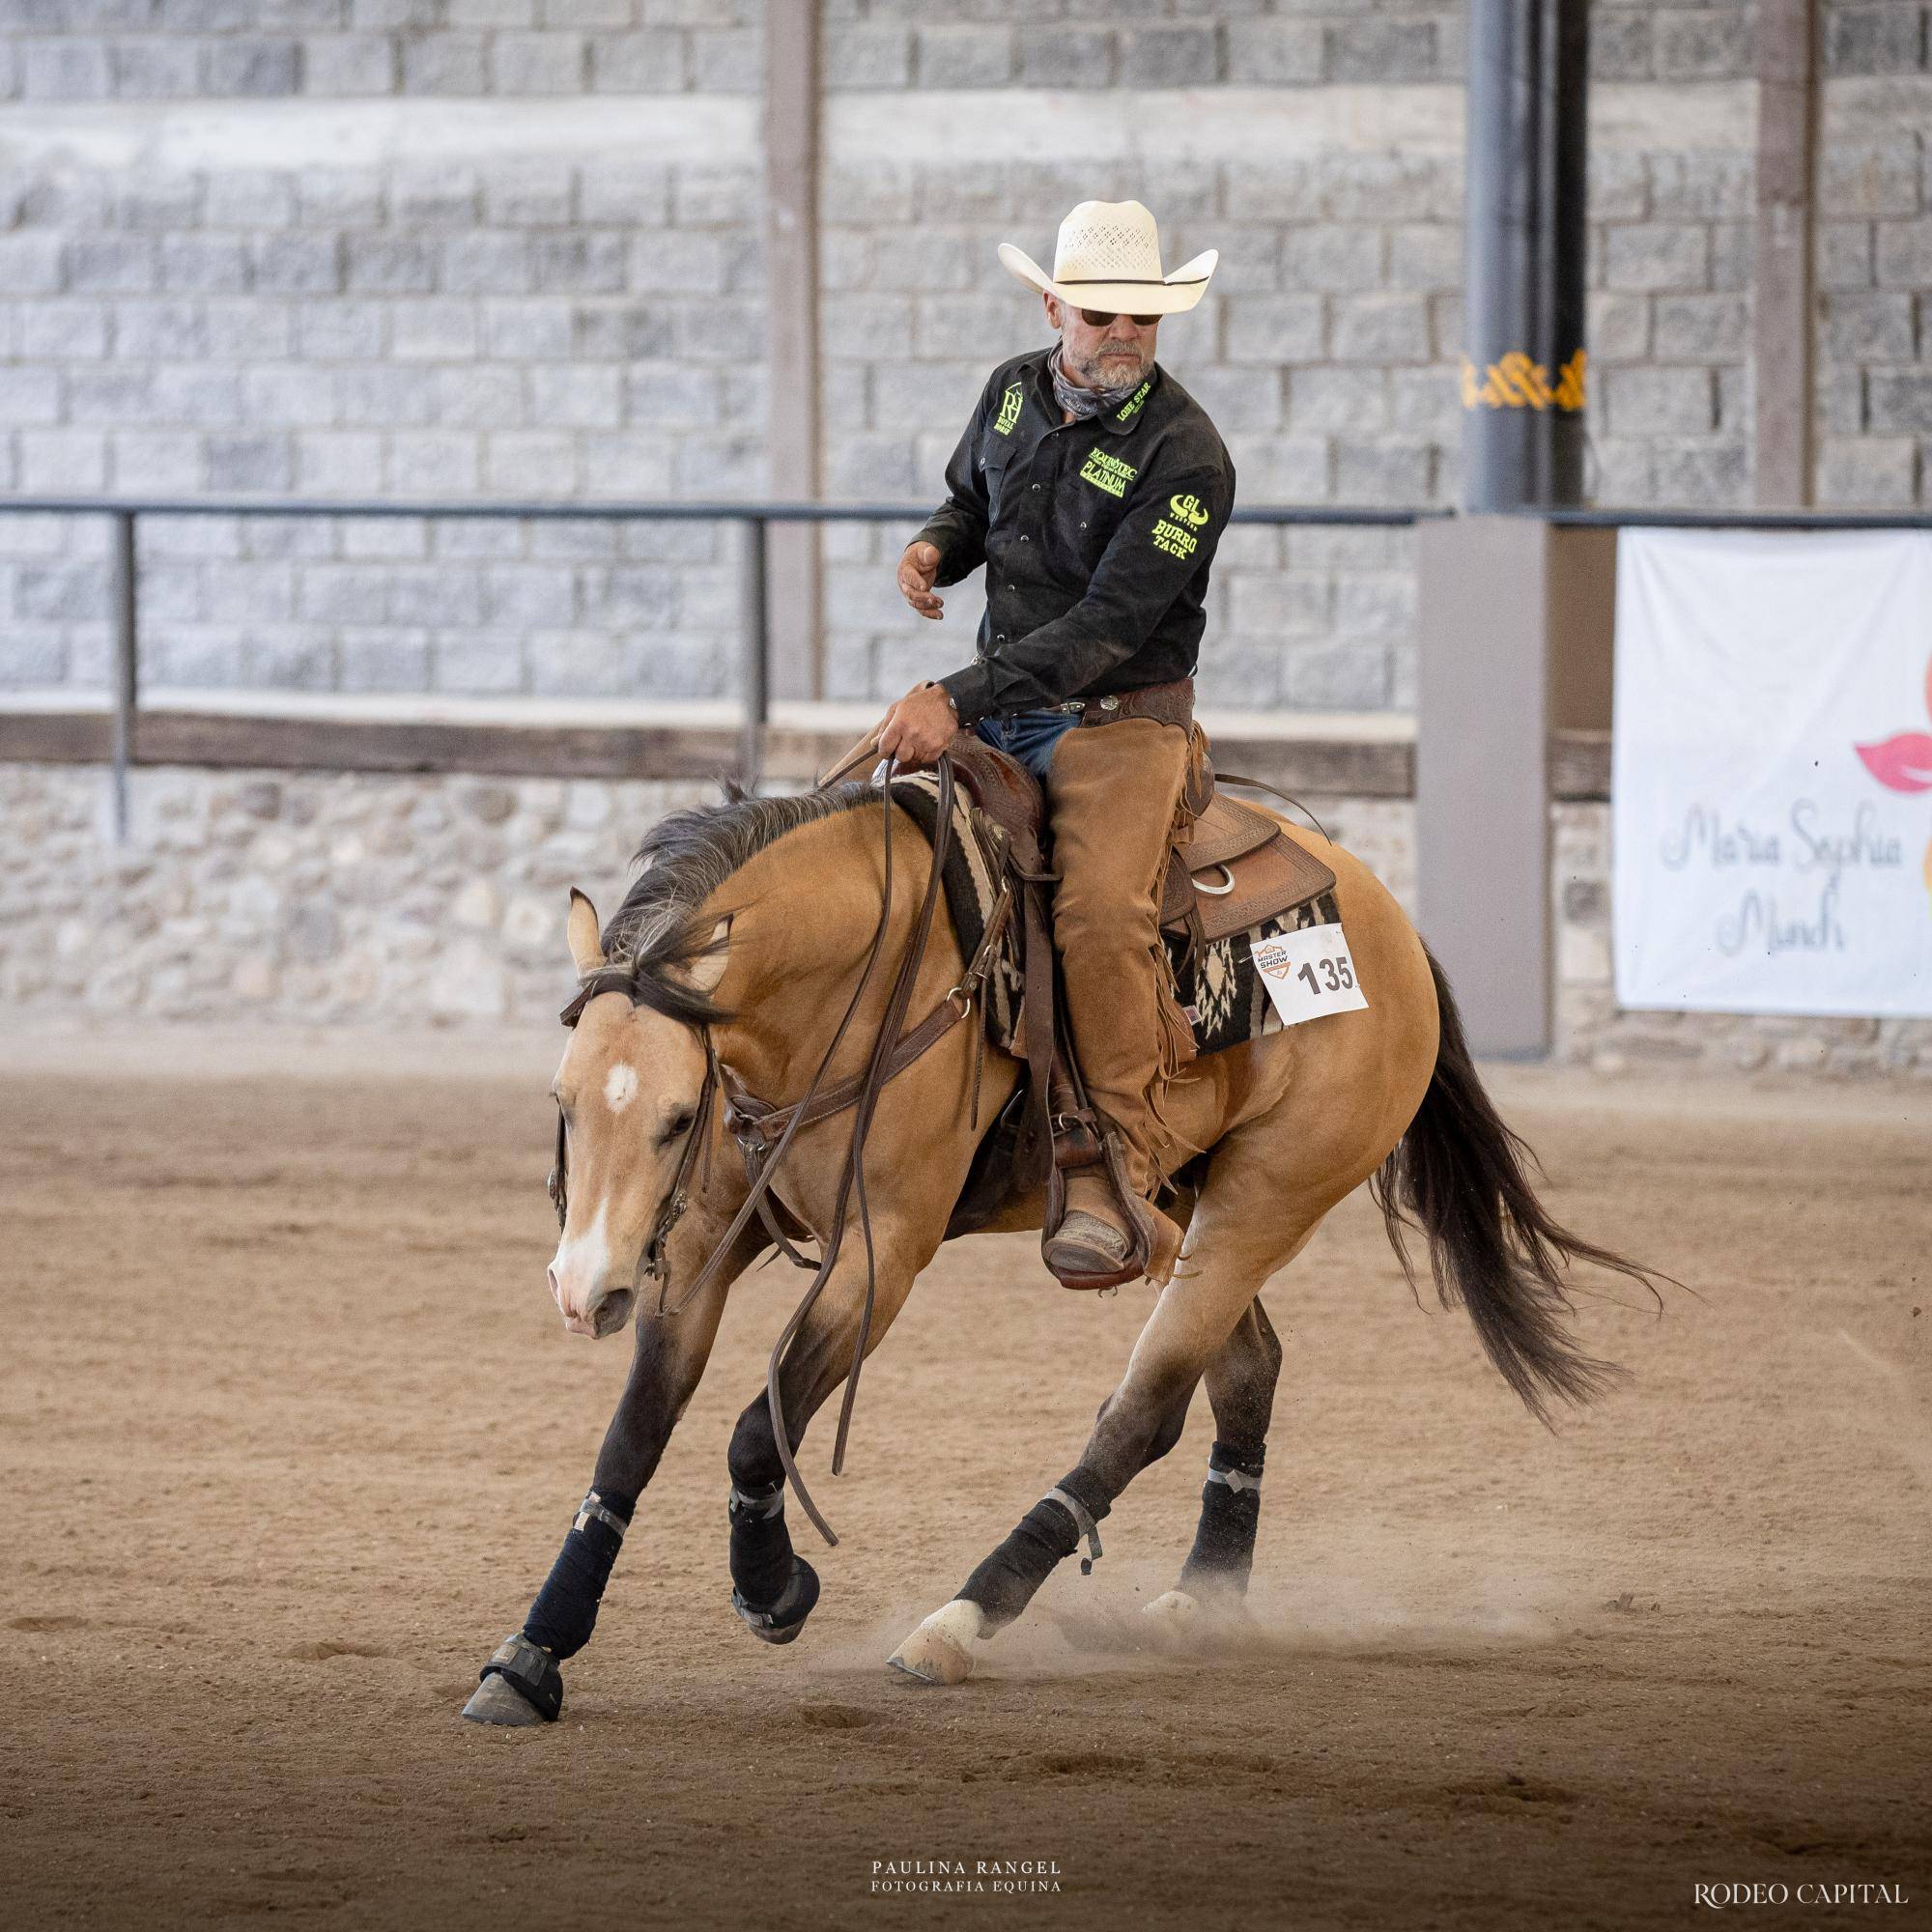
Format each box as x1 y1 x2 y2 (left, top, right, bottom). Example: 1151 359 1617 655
1612 528 1932 1017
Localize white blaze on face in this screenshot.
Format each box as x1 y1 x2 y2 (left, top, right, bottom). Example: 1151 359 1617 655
549 1199 612 1332
602 1062 640 1114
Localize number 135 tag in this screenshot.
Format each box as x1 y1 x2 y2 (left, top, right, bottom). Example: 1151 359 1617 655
1249 923 1369 1027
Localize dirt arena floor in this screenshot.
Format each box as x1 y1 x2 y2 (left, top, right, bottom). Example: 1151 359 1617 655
0 1025 1926 1931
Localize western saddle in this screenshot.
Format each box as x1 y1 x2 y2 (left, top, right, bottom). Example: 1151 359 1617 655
936 727 1336 1289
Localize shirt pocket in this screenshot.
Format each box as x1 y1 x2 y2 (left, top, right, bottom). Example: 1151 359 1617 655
980 434 1020 523
1054 461 1132 577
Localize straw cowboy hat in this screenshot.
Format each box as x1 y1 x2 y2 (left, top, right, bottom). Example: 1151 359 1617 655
998 199 1217 316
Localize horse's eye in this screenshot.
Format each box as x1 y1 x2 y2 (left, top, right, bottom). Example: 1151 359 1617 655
657 1108 696 1149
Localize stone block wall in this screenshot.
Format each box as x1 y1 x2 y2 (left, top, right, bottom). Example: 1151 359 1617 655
0 0 769 696
0 0 768 101
1815 2 1932 505
0 0 1928 712
1 506 746 696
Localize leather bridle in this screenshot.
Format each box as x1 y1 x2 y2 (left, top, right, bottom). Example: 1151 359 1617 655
544 753 1000 1546
550 968 724 1297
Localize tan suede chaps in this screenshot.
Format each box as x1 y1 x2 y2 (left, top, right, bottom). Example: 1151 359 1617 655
1041 711 1203 1208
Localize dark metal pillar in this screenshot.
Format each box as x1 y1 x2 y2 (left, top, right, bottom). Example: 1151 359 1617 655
1461 0 1588 511
109 509 138 843
739 516 769 788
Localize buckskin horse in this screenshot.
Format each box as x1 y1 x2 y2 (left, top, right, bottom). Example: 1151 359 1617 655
461 759 1662 1724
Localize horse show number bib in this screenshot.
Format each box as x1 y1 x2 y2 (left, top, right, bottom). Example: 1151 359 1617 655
1249 923 1369 1027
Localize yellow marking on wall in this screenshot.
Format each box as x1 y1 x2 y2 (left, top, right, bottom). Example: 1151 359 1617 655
1461 347 1588 412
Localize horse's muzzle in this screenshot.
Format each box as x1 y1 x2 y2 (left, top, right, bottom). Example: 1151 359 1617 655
549 1266 636 1341
587 1287 635 1338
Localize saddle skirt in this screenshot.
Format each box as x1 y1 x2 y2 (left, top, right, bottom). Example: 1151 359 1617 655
885 733 1341 1064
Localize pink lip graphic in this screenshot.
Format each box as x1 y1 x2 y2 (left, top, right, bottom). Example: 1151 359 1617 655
1852 651 1932 914
1854 731 1932 794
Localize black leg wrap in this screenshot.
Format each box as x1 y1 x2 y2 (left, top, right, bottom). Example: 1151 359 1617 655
728 1482 818 1643
727 1481 794 1610
478 1634 564 1721
958 1467 1113 1632
1179 1440 1265 1596
521 1490 633 1661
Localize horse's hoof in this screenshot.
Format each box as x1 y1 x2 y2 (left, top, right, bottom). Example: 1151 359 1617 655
1144 1588 1201 1625
733 1555 820 1645
461 1673 549 1726
462 1634 562 1724
887 1599 983 1687
1141 1588 1202 1644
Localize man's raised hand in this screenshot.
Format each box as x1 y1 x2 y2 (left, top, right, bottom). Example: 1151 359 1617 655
897 540 945 619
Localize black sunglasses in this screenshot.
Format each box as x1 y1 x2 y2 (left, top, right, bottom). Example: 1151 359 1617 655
1078 308 1160 328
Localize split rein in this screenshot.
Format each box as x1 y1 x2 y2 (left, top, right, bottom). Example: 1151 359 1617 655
546 752 996 1548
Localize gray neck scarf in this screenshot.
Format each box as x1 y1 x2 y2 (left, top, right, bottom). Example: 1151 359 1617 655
1048 345 1145 421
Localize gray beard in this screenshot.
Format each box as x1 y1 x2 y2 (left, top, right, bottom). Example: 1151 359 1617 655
1048 345 1145 420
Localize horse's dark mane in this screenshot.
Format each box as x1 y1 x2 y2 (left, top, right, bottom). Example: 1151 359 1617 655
599 779 875 1025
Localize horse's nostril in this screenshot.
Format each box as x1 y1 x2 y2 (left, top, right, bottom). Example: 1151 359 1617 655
595 1288 636 1337
547 1266 561 1303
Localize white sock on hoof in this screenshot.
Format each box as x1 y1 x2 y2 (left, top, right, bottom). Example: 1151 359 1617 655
887 1598 985 1686
1141 1589 1202 1634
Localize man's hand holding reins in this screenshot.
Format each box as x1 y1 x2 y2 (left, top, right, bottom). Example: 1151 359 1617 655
873 682 959 771
897 540 945 620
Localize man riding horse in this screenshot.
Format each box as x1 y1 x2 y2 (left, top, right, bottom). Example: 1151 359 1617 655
460 202 1664 1728
871 199 1232 1288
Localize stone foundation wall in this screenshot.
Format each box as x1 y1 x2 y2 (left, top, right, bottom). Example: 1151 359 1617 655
0 756 716 1026
6 758 1929 1078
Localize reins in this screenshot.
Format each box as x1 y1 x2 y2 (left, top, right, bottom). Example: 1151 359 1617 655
548 751 995 1547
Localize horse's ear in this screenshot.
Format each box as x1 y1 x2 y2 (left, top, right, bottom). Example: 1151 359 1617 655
683 917 731 995
566 889 605 976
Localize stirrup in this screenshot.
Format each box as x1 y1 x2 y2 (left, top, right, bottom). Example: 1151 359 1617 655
1041 1123 1181 1292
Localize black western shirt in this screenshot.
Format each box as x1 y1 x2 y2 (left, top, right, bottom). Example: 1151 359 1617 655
914 349 1236 726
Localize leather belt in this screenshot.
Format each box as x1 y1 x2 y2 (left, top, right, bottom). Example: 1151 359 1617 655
1051 676 1194 732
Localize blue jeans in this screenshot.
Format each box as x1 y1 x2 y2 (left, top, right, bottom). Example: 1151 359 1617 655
973 708 1079 780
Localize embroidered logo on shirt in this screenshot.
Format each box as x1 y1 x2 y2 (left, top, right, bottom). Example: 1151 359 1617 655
1151 517 1199 560
1079 448 1137 497
1169 493 1210 528
1115 380 1152 424
994 383 1024 437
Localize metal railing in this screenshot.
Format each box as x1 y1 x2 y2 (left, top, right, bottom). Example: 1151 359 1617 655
0 495 1438 838
5 492 1931 840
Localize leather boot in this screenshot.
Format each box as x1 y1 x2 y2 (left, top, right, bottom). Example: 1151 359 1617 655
1043 1171 1136 1275
1042 1171 1185 1290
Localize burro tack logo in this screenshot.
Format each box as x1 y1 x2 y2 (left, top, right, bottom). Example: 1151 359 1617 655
1151 491 1211 559
994 383 1023 437
1078 447 1137 497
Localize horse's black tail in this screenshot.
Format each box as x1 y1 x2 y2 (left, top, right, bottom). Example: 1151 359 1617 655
1369 944 1669 1426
